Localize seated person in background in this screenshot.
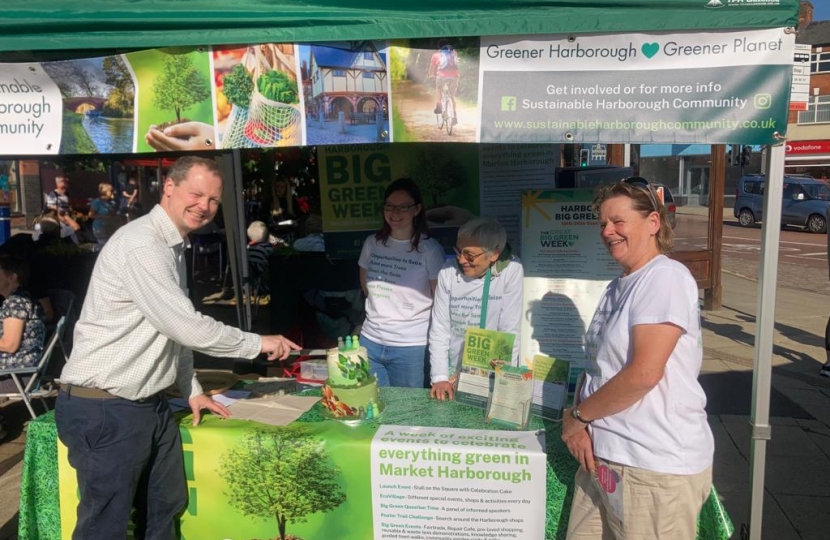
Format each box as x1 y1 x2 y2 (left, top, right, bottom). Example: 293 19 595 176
429 218 524 401
0 222 60 324
247 221 274 292
0 255 46 440
45 174 80 242
292 214 325 252
271 178 297 222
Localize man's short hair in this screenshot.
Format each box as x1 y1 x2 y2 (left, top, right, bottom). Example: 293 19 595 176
247 221 269 243
167 156 222 186
55 175 68 184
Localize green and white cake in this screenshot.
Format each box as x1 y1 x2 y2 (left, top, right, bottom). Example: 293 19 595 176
321 337 382 420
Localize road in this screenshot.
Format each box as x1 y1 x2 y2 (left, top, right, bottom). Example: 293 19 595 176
673 211 830 296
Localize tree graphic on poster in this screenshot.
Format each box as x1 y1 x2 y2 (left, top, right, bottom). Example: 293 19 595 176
219 425 346 540
408 146 466 207
102 56 135 118
151 54 211 123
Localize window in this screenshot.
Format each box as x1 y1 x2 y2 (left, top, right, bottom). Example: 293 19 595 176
332 69 346 77
797 94 830 124
364 52 374 61
811 51 830 74
363 72 374 79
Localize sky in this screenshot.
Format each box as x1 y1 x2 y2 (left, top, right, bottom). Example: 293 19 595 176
813 1 830 22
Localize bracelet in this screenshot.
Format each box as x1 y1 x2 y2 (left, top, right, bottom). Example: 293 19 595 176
571 406 593 424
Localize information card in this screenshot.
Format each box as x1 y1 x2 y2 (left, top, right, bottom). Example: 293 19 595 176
370 426 547 540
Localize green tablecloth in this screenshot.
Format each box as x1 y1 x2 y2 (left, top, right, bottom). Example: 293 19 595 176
18 387 733 540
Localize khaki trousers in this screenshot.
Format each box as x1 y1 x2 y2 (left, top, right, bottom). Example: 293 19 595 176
566 459 712 540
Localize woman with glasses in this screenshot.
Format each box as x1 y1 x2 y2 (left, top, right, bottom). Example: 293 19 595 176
562 180 713 540
429 217 523 401
358 178 445 387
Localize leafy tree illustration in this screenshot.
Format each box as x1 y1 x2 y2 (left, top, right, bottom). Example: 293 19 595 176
408 147 466 207
492 335 513 362
102 56 135 117
219 425 346 540
151 54 211 123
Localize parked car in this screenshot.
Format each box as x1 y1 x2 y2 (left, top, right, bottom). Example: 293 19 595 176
734 174 830 233
651 182 677 229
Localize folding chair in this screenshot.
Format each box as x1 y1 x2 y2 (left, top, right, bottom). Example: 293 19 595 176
47 288 76 360
0 315 66 420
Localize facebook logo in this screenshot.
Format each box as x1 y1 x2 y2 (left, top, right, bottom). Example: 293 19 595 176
500 96 517 111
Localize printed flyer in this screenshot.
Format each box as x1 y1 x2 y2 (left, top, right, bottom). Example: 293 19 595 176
520 190 618 395
370 425 547 540
529 354 570 420
486 365 534 429
456 327 516 409
478 144 560 257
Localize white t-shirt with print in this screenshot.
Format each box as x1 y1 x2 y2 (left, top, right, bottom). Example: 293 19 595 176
581 255 714 475
428 256 524 383
358 235 445 346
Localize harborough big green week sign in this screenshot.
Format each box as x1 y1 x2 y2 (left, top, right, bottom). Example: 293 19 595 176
0 27 793 155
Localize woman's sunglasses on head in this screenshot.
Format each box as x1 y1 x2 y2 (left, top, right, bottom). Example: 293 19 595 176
622 177 661 212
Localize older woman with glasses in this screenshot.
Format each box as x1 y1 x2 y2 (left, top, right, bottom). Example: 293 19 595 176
358 178 445 387
429 217 524 401
562 179 713 540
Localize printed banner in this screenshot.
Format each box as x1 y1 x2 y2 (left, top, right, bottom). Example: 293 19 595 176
520 190 619 396
58 419 546 540
0 28 794 155
318 143 480 258
1 63 68 154
371 425 547 539
479 28 793 145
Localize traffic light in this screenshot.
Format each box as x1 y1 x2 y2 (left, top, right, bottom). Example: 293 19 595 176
730 144 741 166
579 149 589 167
741 145 752 167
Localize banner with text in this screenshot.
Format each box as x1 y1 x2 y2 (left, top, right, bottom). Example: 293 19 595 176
0 27 794 155
479 28 793 145
520 190 619 397
58 419 546 540
318 143 480 258
371 425 547 540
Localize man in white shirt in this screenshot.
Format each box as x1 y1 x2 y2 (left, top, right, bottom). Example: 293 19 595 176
56 156 299 540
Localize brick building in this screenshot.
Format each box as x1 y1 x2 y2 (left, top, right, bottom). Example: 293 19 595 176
786 1 830 178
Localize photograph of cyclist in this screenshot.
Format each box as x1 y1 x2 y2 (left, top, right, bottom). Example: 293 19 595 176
389 37 479 142
428 39 460 125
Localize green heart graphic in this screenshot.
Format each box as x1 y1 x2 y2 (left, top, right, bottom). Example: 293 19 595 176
641 43 660 59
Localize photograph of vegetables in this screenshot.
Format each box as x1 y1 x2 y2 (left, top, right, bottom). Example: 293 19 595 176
213 44 302 148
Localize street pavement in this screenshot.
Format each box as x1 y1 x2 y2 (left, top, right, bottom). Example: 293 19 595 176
0 213 828 539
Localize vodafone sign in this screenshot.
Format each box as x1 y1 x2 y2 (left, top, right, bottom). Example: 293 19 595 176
785 140 830 155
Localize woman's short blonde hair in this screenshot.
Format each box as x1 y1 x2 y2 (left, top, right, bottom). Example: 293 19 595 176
593 180 674 254
98 182 114 196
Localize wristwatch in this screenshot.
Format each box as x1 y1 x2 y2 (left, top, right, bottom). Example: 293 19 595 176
571 406 593 424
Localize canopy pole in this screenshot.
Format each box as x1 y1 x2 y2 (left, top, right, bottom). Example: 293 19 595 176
746 142 785 540
216 150 252 332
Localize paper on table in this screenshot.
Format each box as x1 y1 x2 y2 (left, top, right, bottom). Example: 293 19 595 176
212 390 251 407
228 394 321 426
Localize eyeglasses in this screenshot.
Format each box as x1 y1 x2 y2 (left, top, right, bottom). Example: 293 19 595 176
454 246 491 263
383 203 416 214
622 177 661 212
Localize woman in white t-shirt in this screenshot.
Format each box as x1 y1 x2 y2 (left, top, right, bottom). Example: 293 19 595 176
358 178 445 387
428 218 524 401
562 179 714 540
